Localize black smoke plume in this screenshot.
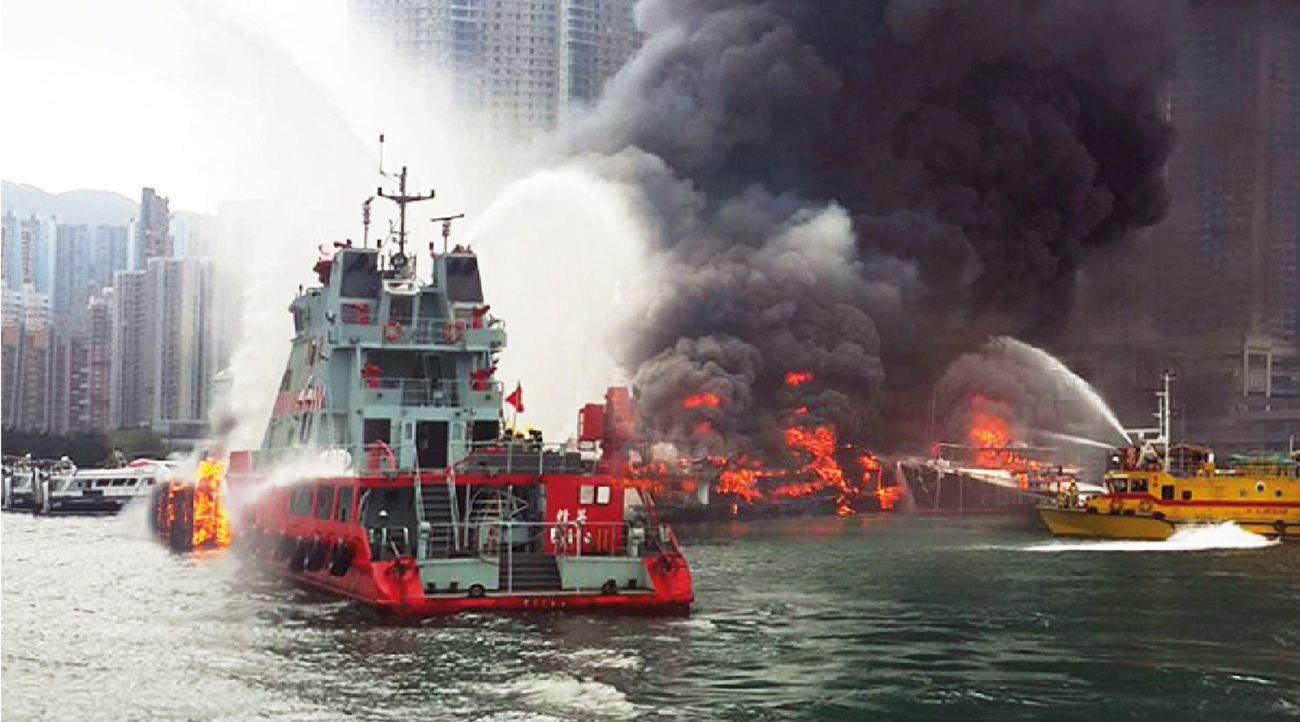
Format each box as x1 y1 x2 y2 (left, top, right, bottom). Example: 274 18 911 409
573 0 1181 452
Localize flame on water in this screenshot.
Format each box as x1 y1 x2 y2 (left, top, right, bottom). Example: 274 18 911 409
192 458 231 548
785 371 815 387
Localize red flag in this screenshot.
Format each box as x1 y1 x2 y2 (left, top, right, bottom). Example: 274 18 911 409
506 382 524 413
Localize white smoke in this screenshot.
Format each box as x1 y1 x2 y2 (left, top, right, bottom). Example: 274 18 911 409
9 0 654 447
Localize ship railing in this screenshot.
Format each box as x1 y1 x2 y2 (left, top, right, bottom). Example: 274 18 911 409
455 441 594 476
364 378 468 407
368 525 412 562
421 519 671 562
240 444 413 475
405 318 504 345
339 313 504 347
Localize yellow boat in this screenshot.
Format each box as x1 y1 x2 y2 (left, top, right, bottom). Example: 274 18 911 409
1038 374 1300 541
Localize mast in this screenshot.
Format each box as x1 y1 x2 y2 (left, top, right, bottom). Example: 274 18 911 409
375 136 436 275
377 166 436 274
1157 370 1175 472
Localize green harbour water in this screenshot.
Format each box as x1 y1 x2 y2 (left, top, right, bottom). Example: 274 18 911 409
3 510 1297 721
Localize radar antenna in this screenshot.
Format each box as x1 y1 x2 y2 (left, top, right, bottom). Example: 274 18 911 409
431 213 466 254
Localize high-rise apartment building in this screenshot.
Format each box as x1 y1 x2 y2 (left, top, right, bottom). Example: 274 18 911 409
3 212 57 293
85 292 114 432
54 224 92 324
350 0 639 139
1155 0 1300 352
1 285 56 431
1145 0 1300 448
559 0 639 112
144 256 214 432
2 211 21 289
109 269 149 428
133 188 170 270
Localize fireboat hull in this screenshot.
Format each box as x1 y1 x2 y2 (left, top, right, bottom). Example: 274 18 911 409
1037 507 1174 539
245 539 693 618
228 468 695 619
1038 507 1295 540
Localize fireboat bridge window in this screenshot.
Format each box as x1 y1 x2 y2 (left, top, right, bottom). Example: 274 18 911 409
339 251 381 299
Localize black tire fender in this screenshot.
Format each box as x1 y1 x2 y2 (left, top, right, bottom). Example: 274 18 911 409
288 537 308 573
328 539 355 577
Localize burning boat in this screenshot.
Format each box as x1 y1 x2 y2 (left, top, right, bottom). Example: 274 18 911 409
1039 373 1299 540
152 457 231 552
595 372 904 520
899 408 1096 513
180 162 691 616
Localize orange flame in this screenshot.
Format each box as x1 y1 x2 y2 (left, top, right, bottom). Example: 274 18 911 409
683 392 721 409
785 424 855 515
718 466 762 501
968 408 1040 472
970 412 1011 468
785 371 815 387
875 485 904 510
191 458 231 549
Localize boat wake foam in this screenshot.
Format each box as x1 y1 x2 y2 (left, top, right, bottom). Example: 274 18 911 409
489 674 634 718
1025 522 1278 552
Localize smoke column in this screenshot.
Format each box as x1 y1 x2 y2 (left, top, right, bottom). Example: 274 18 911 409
567 0 1181 451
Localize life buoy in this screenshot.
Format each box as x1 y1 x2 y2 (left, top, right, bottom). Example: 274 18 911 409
441 321 463 344
1138 499 1154 514
382 320 404 343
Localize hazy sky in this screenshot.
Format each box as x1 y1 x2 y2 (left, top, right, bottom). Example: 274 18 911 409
1 0 349 212
1 0 640 438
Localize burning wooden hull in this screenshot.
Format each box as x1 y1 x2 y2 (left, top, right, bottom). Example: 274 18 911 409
151 459 231 552
898 462 1056 513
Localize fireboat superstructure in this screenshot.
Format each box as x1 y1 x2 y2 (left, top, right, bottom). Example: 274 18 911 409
226 163 693 615
1038 372 1300 540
